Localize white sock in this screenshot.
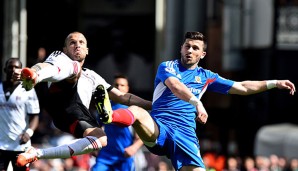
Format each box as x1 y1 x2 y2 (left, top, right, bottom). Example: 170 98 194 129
49 61 81 82
38 136 102 159
37 61 80 83
35 64 60 83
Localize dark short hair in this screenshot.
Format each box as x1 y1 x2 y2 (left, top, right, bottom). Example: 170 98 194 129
114 73 128 80
5 57 22 68
64 31 86 47
113 73 130 87
184 31 207 51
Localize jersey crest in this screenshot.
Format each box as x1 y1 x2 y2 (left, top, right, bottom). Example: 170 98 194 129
195 76 202 84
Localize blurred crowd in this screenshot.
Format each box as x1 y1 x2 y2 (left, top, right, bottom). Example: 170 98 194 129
26 122 298 171
203 153 298 171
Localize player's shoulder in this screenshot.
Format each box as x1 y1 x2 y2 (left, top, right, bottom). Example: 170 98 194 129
199 67 217 74
160 59 179 68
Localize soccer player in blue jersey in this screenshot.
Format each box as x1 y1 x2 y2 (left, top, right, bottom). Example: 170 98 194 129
92 74 144 171
120 31 296 171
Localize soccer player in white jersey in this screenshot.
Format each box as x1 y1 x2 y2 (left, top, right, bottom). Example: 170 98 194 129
0 58 40 171
12 32 151 167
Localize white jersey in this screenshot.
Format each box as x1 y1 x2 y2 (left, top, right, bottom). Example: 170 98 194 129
76 68 111 108
45 51 111 108
0 82 40 151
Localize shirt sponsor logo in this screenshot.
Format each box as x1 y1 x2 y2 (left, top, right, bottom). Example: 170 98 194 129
189 87 201 94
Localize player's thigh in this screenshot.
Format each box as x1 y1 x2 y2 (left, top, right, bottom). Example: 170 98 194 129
129 106 159 142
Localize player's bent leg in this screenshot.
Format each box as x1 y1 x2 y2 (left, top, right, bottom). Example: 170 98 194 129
49 61 81 81
33 63 60 82
128 106 159 143
38 61 81 82
22 61 78 91
111 109 135 127
21 62 61 91
92 85 113 124
42 51 81 82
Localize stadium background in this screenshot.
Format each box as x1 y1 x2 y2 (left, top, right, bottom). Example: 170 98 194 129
1 0 298 159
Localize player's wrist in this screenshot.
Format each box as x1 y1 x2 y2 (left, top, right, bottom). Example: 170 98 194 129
25 128 34 137
266 80 277 89
189 96 201 106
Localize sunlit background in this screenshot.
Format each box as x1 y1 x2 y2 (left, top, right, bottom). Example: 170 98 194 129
1 0 298 167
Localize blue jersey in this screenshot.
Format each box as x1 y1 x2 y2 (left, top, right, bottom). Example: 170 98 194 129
92 102 135 171
152 59 234 129
147 59 234 170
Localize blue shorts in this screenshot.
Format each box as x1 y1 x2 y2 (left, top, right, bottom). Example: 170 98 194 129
145 118 205 170
92 157 134 171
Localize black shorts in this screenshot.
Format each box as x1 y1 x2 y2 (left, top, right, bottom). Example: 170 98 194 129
0 149 27 171
45 80 99 138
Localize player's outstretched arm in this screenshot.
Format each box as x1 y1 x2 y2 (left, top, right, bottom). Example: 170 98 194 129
229 80 296 95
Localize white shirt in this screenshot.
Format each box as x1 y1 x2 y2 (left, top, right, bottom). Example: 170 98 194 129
0 82 40 151
76 68 111 108
45 51 111 108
